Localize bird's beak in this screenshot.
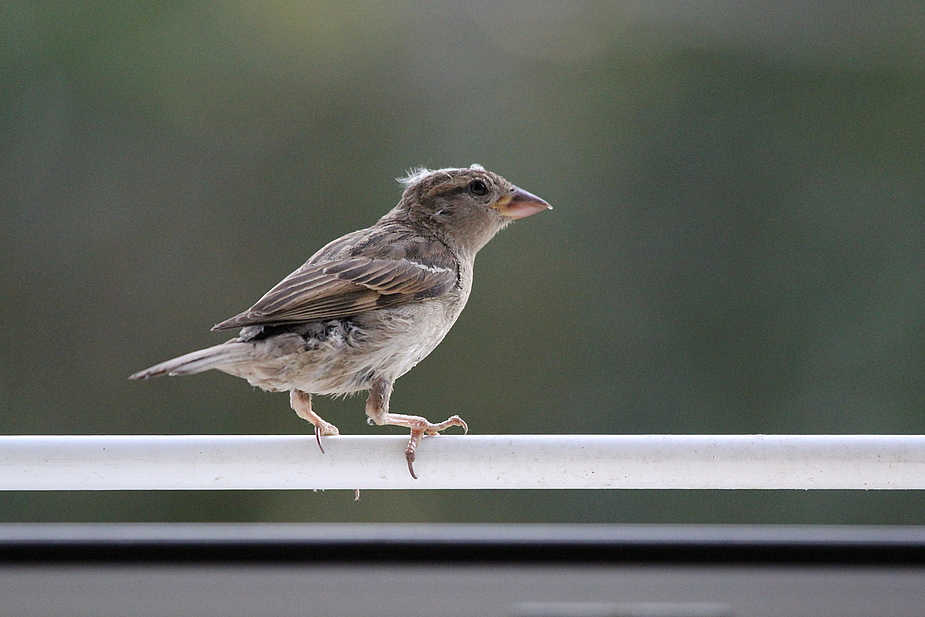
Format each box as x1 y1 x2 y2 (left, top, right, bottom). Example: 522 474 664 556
493 186 552 219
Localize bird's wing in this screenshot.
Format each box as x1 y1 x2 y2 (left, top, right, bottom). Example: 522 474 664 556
211 238 458 330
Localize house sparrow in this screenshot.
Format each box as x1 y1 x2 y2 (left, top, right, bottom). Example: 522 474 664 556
130 164 551 478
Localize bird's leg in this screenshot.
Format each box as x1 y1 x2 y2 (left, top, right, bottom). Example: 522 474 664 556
364 378 468 479
290 389 339 453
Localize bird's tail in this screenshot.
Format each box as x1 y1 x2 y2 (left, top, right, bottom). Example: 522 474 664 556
129 341 255 380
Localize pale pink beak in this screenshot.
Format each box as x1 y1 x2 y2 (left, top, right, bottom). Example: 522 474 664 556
493 186 552 219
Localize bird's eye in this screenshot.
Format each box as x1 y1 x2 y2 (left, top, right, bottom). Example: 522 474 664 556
468 179 489 196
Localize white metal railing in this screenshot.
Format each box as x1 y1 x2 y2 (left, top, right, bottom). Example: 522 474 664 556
2 434 923 491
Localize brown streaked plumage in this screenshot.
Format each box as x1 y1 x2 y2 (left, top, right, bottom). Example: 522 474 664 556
130 165 550 478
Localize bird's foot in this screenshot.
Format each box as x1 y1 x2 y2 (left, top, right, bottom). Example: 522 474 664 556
313 421 340 454
290 390 339 454
404 415 468 480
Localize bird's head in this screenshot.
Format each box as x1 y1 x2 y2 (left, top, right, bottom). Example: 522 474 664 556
389 164 551 256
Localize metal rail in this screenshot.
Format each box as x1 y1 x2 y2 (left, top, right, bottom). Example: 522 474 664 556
2 434 923 490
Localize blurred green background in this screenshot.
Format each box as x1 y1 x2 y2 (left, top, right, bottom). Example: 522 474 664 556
2 2 925 523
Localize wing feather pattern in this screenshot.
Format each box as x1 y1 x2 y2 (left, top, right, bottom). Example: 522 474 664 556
212 226 457 330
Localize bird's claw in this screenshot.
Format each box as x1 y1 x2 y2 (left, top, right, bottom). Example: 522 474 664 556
313 423 340 454
404 415 468 479
406 448 418 480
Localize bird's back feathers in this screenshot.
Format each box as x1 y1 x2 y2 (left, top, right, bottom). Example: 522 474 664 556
211 224 458 331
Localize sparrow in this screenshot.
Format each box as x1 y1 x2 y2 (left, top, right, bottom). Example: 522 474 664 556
130 164 551 478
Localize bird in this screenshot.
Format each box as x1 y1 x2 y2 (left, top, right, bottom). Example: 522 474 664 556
130 164 551 478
